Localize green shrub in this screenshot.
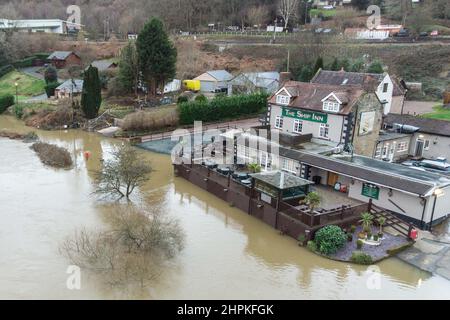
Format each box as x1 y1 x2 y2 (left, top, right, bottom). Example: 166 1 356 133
177 96 189 104
0 65 14 78
298 234 306 245
13 57 35 69
351 251 373 265
373 235 379 242
356 239 363 250
13 104 25 119
306 240 317 252
195 94 207 102
45 82 60 98
178 93 268 125
347 233 353 242
350 225 357 233
0 94 15 114
314 225 347 255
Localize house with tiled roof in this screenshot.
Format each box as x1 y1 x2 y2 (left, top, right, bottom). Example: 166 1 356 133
311 69 396 115
47 51 81 69
267 81 384 157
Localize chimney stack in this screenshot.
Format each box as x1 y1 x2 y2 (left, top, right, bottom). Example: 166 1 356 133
279 72 292 86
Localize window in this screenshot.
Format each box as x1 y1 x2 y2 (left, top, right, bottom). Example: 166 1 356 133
375 145 382 158
276 95 290 105
424 140 430 150
275 116 284 129
319 123 330 139
382 145 388 158
293 119 303 133
383 83 389 93
397 142 409 152
323 101 340 112
282 158 297 173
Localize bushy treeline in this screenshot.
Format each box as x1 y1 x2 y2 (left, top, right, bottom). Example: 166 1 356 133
178 93 268 125
0 94 15 114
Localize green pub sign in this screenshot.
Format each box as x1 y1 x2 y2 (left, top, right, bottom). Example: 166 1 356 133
282 107 328 124
362 183 380 200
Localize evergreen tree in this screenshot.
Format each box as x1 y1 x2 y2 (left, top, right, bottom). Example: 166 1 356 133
44 66 58 84
340 58 351 72
351 0 371 11
81 65 102 119
298 65 314 82
367 61 384 74
118 41 139 94
313 56 324 74
329 58 340 71
136 18 177 97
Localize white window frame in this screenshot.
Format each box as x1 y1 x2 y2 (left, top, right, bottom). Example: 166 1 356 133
275 116 284 129
375 145 382 158
319 123 330 139
276 95 290 105
293 119 303 133
322 101 340 112
397 141 409 152
424 139 430 150
282 158 297 174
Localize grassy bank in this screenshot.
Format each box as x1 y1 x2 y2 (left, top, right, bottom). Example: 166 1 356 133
422 105 450 121
0 71 46 98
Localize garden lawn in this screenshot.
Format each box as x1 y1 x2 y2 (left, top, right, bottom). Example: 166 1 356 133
310 8 336 18
421 105 450 121
0 70 46 97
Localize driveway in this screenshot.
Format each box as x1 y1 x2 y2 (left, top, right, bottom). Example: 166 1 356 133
20 67 45 80
402 101 440 115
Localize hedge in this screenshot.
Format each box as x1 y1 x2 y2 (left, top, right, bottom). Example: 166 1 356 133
13 57 35 69
0 94 15 114
0 65 14 78
178 93 268 125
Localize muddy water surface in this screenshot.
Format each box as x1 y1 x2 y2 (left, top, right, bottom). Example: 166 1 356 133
1 115 450 299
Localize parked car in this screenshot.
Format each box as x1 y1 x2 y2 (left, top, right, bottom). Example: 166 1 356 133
394 29 410 37
323 5 334 10
402 159 450 174
419 32 429 37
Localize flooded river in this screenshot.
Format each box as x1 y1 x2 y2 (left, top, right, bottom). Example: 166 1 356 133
1 115 450 299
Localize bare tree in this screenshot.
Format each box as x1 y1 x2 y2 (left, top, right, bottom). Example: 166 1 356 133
278 0 299 30
246 5 270 30
60 206 185 287
94 144 152 200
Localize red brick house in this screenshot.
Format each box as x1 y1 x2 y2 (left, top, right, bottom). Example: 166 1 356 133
47 51 82 69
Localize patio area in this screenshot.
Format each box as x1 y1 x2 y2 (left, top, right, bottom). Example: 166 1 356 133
309 185 363 211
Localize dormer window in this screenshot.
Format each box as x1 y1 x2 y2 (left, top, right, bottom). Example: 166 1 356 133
323 101 340 112
276 95 290 105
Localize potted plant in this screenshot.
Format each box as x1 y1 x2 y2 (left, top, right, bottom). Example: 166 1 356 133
247 163 261 173
359 212 374 238
304 191 321 213
357 239 363 249
377 216 386 239
350 225 357 233
374 235 379 242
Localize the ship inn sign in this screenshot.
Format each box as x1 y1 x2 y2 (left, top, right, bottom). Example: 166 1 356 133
282 107 328 124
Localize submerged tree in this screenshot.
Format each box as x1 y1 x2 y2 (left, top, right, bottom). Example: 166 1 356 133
95 144 152 200
60 205 184 287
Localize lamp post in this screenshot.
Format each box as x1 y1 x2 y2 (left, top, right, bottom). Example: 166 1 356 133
14 82 19 104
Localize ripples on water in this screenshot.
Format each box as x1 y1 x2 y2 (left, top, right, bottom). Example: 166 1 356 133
1 115 450 299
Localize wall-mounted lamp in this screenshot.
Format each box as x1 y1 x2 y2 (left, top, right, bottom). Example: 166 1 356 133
388 189 393 197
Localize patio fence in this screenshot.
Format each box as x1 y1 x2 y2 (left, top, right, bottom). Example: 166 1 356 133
174 163 368 241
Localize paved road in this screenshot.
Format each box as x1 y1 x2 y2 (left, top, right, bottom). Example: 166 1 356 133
20 67 45 80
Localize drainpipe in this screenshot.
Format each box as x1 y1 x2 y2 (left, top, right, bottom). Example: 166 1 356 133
429 194 438 232
419 197 427 230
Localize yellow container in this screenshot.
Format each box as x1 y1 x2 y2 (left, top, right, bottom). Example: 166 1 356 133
183 80 201 92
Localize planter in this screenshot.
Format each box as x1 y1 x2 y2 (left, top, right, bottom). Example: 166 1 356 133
358 232 367 240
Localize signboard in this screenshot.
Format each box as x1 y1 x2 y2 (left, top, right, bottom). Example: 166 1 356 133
282 107 328 124
362 183 380 200
359 111 376 136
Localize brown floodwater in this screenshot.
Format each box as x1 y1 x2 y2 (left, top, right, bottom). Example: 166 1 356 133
1 115 450 300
